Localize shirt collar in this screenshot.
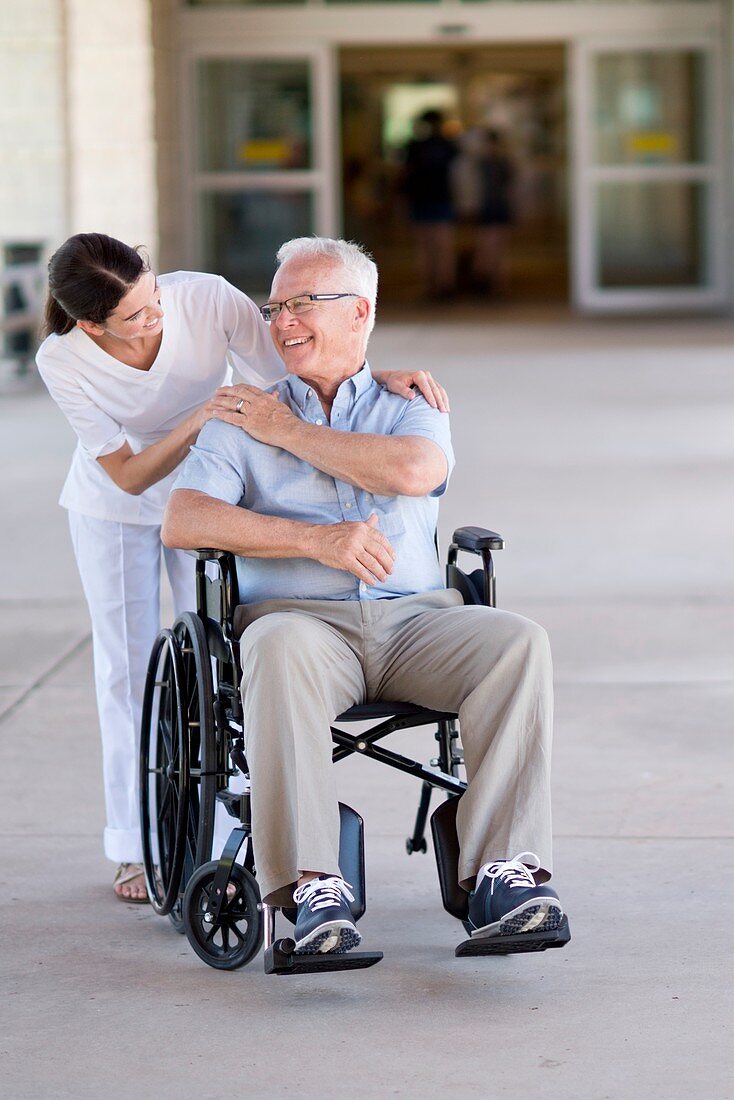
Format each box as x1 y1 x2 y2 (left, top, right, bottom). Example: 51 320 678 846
287 361 374 414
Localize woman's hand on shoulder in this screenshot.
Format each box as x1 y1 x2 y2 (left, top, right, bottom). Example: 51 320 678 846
377 369 449 412
209 383 298 446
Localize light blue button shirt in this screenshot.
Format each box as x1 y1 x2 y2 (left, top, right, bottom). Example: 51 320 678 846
173 363 454 602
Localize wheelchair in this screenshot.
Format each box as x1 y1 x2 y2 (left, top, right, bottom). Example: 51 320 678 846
139 526 570 974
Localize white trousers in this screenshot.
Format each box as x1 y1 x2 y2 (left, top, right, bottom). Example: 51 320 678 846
68 511 195 863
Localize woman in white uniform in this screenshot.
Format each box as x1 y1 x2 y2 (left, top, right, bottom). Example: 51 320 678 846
37 233 447 902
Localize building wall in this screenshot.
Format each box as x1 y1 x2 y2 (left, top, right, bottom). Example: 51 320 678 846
2 1 732 307
0 0 67 254
65 0 158 259
0 0 158 265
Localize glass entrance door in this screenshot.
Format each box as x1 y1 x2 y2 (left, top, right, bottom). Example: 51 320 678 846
572 37 727 311
186 44 337 297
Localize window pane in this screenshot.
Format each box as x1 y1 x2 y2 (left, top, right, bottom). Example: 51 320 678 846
197 60 311 172
200 191 313 294
597 181 707 288
594 51 706 165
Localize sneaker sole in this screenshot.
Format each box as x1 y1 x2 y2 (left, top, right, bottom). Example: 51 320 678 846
294 920 362 956
470 899 563 939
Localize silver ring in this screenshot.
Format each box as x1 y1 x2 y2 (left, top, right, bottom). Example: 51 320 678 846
235 398 245 413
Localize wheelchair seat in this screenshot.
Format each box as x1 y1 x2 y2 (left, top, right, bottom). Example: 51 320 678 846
336 701 457 722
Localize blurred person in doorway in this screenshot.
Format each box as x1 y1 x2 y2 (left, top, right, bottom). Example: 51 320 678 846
450 126 485 294
36 233 448 904
474 130 515 297
403 109 458 301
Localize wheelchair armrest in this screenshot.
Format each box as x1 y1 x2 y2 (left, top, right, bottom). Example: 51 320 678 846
185 549 241 637
186 548 234 562
451 526 504 552
447 527 504 608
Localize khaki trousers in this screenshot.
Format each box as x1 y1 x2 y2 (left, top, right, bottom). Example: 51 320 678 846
237 590 553 906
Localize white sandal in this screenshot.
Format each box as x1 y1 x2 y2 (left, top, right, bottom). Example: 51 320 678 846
113 862 149 904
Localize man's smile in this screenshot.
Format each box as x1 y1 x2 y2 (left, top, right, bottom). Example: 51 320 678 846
283 336 312 347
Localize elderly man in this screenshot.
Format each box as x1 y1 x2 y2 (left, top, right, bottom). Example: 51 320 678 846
162 237 563 956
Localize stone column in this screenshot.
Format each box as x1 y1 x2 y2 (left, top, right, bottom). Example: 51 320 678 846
64 0 158 260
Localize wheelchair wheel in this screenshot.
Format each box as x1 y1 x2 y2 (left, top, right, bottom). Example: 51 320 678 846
183 861 262 970
140 629 189 916
172 612 217 911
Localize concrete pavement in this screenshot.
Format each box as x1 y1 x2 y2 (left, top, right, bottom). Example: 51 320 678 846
1 316 733 1099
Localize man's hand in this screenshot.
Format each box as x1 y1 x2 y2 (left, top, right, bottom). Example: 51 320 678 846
304 513 396 585
211 384 297 445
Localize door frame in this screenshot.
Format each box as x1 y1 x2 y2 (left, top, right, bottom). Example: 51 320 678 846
570 32 729 311
179 37 340 273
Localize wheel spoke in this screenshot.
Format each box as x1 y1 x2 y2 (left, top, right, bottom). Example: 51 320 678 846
229 922 245 945
159 718 173 762
158 781 172 820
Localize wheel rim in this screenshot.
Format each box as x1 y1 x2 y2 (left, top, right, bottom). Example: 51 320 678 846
173 613 217 904
183 863 262 970
140 630 189 915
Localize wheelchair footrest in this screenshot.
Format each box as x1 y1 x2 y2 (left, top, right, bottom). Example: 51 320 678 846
264 938 383 976
455 915 571 957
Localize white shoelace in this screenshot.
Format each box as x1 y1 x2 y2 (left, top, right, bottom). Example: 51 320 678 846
476 851 542 895
292 876 355 912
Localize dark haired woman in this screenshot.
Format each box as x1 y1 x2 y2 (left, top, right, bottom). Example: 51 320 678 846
36 232 447 902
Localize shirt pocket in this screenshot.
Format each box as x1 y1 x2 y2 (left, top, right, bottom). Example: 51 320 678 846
275 453 339 507
371 503 405 540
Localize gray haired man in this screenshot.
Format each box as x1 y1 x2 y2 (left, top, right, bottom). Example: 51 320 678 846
163 237 563 955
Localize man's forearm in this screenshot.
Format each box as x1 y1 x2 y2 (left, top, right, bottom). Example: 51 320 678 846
162 488 399 585
275 421 447 496
161 490 311 559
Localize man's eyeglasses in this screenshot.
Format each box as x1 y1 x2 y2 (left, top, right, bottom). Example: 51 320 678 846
259 293 361 323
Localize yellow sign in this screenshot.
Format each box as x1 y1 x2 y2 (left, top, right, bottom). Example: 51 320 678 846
238 139 290 165
626 132 679 160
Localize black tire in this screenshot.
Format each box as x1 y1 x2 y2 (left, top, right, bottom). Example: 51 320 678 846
139 629 189 915
172 612 217 909
183 861 262 971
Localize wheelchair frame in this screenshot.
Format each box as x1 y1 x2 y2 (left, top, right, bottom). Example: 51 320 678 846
139 525 570 973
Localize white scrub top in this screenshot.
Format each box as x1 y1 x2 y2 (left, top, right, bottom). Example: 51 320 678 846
37 271 284 525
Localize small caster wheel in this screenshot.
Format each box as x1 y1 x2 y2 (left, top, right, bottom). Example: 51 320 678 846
406 837 427 854
183 861 262 970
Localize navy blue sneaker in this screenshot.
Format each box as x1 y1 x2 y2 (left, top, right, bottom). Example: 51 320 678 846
292 876 362 955
467 852 563 938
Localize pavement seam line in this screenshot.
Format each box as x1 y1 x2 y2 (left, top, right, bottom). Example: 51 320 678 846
0 632 92 725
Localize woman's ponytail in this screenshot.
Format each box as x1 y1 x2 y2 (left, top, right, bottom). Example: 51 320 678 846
43 291 76 337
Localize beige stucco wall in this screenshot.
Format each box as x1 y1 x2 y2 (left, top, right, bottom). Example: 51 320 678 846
0 0 158 265
65 0 158 258
0 0 67 255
